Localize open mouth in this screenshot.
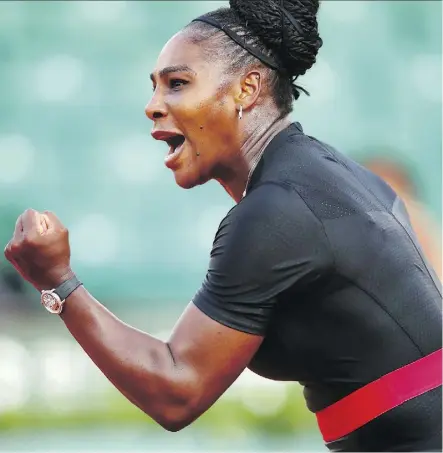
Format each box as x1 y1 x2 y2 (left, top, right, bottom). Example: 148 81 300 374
165 135 185 156
151 130 187 169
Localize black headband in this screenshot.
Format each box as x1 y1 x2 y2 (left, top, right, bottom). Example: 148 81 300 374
191 15 282 72
192 3 303 73
192 5 310 97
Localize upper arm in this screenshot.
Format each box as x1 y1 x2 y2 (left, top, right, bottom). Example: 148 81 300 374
166 184 332 426
166 302 263 427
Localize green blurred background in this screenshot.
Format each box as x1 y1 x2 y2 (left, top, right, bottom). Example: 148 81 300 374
0 1 441 452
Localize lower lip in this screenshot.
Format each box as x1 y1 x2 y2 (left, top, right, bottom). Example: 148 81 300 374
164 142 185 169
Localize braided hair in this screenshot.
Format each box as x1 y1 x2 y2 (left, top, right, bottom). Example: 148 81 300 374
185 0 322 116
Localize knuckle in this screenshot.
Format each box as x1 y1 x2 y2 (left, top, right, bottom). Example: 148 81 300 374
22 232 38 247
9 241 20 251
4 245 11 259
24 208 37 216
5 241 18 257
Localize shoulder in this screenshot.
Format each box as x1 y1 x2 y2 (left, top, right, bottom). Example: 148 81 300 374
220 182 318 232
193 182 333 336
262 132 396 220
214 182 332 269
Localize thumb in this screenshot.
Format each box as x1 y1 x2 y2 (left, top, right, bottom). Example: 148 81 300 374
39 213 50 234
42 211 65 231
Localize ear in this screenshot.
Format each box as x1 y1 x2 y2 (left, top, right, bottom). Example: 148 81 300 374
234 70 262 112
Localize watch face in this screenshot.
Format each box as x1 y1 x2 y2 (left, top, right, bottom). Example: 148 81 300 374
41 291 63 314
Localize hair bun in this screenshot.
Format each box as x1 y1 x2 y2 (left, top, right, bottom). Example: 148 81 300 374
229 0 322 78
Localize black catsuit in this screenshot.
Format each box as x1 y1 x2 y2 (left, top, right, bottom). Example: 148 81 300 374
192 123 442 452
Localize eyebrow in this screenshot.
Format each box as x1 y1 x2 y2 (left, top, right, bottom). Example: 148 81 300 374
150 65 196 82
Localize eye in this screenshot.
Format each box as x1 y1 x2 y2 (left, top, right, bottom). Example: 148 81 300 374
169 79 188 90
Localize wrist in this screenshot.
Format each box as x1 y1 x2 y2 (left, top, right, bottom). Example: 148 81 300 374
37 267 76 292
40 273 83 315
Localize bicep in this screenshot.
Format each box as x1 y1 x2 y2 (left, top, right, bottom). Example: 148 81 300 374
167 302 263 421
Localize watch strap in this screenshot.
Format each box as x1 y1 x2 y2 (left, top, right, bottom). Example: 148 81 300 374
54 275 83 301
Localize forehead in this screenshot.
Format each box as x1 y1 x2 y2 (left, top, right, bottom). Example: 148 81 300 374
153 31 210 76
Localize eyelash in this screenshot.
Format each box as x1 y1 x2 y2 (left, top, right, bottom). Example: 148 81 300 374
169 79 188 90
151 78 188 92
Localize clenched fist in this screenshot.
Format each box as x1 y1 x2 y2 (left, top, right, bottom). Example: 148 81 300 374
4 209 74 291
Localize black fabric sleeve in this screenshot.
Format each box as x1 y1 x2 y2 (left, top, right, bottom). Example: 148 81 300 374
192 183 333 335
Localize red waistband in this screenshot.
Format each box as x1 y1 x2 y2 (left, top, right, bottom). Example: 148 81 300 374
316 348 442 443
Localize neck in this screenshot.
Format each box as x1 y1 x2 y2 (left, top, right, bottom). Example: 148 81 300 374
216 115 292 203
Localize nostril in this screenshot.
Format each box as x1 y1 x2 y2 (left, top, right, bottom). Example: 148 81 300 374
153 111 163 119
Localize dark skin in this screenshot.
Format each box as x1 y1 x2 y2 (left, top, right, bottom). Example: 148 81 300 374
5 209 262 430
4 31 286 430
146 31 281 201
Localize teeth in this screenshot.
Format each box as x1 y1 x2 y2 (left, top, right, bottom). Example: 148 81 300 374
168 144 181 155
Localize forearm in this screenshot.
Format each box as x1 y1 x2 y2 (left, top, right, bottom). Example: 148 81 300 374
5 209 263 433
59 284 194 430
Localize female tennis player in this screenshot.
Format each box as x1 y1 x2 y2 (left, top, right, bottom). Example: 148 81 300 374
4 1 442 451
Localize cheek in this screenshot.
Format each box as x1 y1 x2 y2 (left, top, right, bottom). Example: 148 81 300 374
196 99 237 146
167 95 208 132
167 88 237 153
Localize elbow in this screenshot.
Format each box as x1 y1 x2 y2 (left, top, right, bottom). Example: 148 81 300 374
159 419 189 433
137 348 203 432
142 384 201 433
154 406 197 433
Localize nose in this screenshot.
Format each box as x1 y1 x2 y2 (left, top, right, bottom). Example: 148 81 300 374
145 91 167 122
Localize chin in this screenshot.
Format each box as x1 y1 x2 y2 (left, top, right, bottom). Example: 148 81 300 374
173 168 210 189
173 172 200 189
174 177 197 189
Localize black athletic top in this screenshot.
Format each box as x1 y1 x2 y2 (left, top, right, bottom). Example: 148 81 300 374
192 123 442 452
